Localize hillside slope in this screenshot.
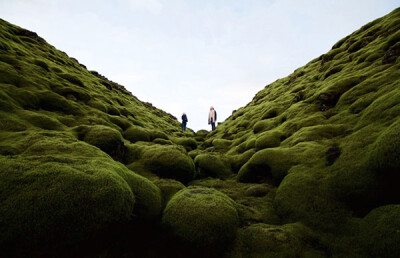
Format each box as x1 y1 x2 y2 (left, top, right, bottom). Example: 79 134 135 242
1 7 400 258
0 17 198 255
199 7 400 257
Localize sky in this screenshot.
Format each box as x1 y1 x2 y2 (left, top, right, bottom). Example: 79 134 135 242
0 0 398 131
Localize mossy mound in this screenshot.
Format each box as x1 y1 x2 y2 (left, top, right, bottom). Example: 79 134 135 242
0 132 146 247
273 166 350 230
162 187 239 246
1 8 400 257
194 154 232 179
237 148 294 184
171 137 197 151
359 205 400 257
367 118 400 204
153 178 185 208
231 223 323 257
245 184 270 197
228 148 254 169
140 145 195 183
82 125 124 158
212 138 232 151
123 126 151 143
254 130 283 150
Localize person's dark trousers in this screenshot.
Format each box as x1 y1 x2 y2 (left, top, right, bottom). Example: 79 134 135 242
211 122 215 131
182 122 186 131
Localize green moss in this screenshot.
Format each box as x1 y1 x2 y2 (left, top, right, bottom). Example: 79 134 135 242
33 59 49 71
229 149 256 173
19 110 64 130
255 130 282 150
237 148 294 185
112 163 162 220
0 133 135 246
171 137 197 151
283 124 346 146
245 184 270 197
162 187 239 246
211 138 231 151
124 126 151 143
274 165 350 230
153 178 185 208
141 145 195 183
323 65 344 79
367 118 400 204
38 91 82 115
359 205 400 257
253 119 277 133
233 223 323 257
108 115 131 130
58 73 84 87
149 129 169 141
50 66 63 73
194 154 232 179
83 125 124 157
87 99 107 113
106 105 120 116
0 116 27 132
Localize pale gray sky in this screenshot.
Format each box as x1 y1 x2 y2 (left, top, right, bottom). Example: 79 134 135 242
0 0 398 131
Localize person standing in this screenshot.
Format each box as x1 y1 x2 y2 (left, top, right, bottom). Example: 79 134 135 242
208 106 217 131
181 113 188 132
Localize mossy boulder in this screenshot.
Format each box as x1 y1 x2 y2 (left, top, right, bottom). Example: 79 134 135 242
123 126 151 143
19 111 64 131
253 119 276 134
367 119 400 204
194 154 232 179
141 145 195 183
154 178 185 208
245 184 270 197
229 149 256 173
83 125 124 157
237 148 294 185
162 187 239 246
274 166 349 230
359 205 400 257
149 129 169 141
0 132 148 247
171 137 197 151
255 130 283 150
212 138 232 151
233 223 322 257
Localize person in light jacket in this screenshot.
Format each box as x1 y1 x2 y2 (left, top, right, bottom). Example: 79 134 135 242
208 106 217 131
181 113 188 132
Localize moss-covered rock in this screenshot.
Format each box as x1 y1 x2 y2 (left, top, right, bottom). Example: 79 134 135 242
231 223 323 257
0 132 135 246
229 149 256 173
212 138 232 151
194 154 232 179
162 187 239 246
83 125 124 157
359 205 400 257
141 145 195 183
171 137 197 151
245 184 270 197
255 130 283 150
237 148 294 185
367 118 400 204
153 178 185 208
123 126 151 143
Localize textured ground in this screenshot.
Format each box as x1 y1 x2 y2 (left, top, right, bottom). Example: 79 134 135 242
0 7 399 258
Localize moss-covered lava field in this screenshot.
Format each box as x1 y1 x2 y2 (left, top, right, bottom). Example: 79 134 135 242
1 7 400 258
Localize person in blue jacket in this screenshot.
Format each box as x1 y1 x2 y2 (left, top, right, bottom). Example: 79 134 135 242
181 113 188 132
208 106 217 131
